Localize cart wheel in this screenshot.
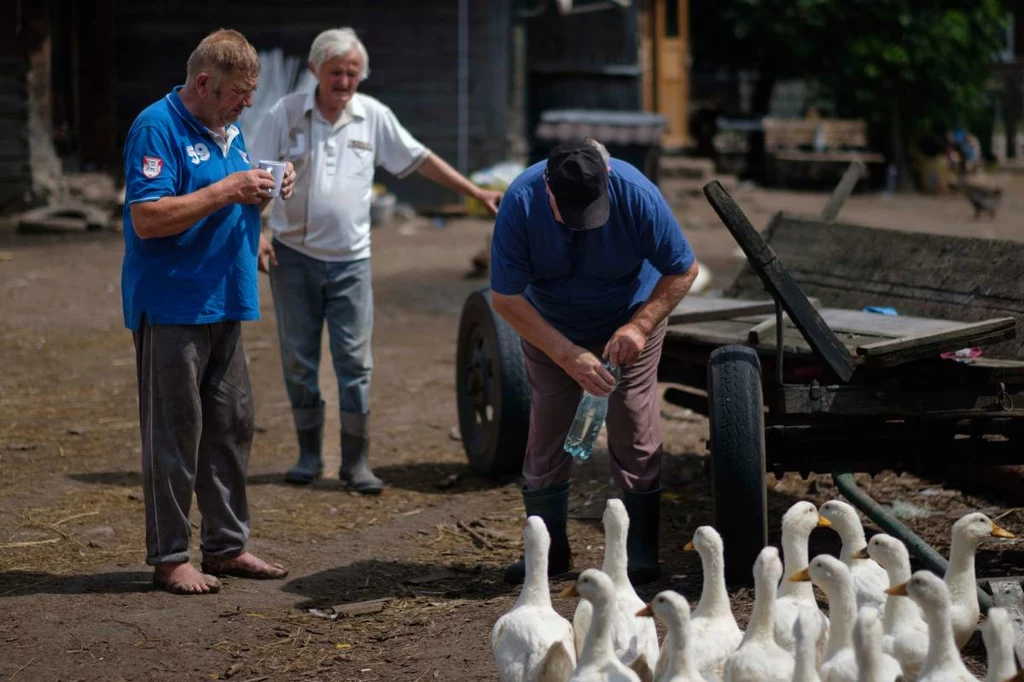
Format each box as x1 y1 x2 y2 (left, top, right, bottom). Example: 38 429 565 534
707 344 767 586
456 289 530 477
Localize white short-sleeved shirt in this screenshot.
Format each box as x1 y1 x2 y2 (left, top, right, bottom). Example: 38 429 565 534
248 90 430 262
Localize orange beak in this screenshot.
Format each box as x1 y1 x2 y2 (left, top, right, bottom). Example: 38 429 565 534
886 581 909 596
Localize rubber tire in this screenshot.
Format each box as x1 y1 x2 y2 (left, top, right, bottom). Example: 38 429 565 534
456 289 531 477
707 344 767 586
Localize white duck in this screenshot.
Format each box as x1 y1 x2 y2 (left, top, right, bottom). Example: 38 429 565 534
945 512 1015 650
860 533 927 680
723 546 795 682
775 502 831 662
982 607 1018 682
637 591 709 682
791 555 901 682
492 516 576 682
819 500 889 611
888 570 979 682
573 499 659 677
563 569 643 682
686 526 744 678
792 611 823 682
852 607 890 682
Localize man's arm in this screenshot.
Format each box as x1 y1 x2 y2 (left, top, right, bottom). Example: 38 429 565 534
629 261 700 336
416 154 503 217
491 292 616 396
604 261 699 366
130 170 275 239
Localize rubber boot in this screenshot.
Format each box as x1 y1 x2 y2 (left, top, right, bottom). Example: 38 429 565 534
284 403 325 485
623 486 661 585
339 412 383 494
504 482 572 585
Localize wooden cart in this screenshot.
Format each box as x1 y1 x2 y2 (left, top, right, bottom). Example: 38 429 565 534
454 177 1024 587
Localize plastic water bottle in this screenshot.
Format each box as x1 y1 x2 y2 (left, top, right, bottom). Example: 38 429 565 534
563 361 621 461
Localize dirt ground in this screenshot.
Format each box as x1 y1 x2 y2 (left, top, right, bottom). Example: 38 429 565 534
2 177 1023 681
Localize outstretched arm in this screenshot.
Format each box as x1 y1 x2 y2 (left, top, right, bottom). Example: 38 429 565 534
416 153 503 217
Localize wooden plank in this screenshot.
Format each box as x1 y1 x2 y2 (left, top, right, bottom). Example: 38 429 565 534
820 161 866 222
779 383 1024 418
726 215 1024 361
703 181 858 382
856 318 1017 368
667 296 778 324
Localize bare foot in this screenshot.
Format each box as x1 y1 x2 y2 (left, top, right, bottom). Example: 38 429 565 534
153 562 221 595
201 552 288 580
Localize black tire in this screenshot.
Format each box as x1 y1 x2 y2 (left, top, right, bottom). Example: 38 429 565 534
707 344 767 586
456 289 531 477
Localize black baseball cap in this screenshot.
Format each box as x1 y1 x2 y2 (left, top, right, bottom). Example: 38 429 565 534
545 140 610 231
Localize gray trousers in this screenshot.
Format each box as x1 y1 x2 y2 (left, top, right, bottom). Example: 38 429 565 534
133 317 254 565
521 321 666 492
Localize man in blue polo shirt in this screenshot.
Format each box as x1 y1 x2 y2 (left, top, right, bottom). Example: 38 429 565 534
491 138 699 585
122 29 296 595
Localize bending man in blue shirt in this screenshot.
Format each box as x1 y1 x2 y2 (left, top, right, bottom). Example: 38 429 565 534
490 139 699 585
121 29 296 594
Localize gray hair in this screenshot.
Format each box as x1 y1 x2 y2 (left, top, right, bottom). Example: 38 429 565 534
585 137 610 165
308 28 370 79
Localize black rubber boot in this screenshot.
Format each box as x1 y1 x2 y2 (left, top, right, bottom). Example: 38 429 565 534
504 482 572 585
339 412 383 494
284 403 325 485
623 486 661 585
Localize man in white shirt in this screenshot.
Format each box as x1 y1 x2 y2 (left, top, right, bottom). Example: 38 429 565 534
249 27 502 493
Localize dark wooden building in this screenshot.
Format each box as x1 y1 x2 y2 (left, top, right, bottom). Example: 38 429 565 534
3 0 692 211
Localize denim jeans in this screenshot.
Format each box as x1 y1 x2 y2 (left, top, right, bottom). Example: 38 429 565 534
269 240 373 417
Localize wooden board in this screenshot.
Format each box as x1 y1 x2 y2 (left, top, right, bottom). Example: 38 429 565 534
727 214 1024 360
747 308 976 345
667 296 778 324
857 318 1017 368
704 181 858 382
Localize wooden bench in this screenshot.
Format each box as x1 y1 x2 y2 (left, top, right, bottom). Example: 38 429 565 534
762 118 886 187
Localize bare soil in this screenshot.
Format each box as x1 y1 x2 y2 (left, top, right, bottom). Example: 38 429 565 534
1 178 1023 681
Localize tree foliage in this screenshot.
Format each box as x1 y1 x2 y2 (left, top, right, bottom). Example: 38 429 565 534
691 0 1009 135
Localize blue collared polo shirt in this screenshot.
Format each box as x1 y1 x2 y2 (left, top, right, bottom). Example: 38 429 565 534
490 158 695 345
121 87 261 331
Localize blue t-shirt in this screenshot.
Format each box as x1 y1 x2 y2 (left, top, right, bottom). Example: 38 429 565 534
490 159 695 345
120 87 261 331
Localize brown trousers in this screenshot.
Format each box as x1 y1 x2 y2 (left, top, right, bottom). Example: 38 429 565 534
521 322 666 492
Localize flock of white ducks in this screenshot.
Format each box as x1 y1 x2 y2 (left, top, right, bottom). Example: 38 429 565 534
493 498 1019 682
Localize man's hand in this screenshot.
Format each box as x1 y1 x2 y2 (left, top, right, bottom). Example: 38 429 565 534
258 233 277 274
475 188 503 217
560 346 616 397
603 323 647 367
219 169 276 205
279 162 296 200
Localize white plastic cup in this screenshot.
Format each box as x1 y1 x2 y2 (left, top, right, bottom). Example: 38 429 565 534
257 160 287 197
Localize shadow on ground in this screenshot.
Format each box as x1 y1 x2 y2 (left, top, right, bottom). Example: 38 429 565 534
246 460 511 495
0 571 153 597
282 559 509 610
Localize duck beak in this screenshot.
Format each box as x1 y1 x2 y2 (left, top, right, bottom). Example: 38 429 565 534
790 567 811 583
636 604 654 618
684 541 695 551
849 546 869 560
559 584 579 598
817 516 832 528
886 581 909 596
991 524 1016 539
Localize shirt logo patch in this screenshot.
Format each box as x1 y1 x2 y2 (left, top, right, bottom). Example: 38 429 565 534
142 156 163 178
186 143 211 165
348 140 373 152
238 149 249 165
